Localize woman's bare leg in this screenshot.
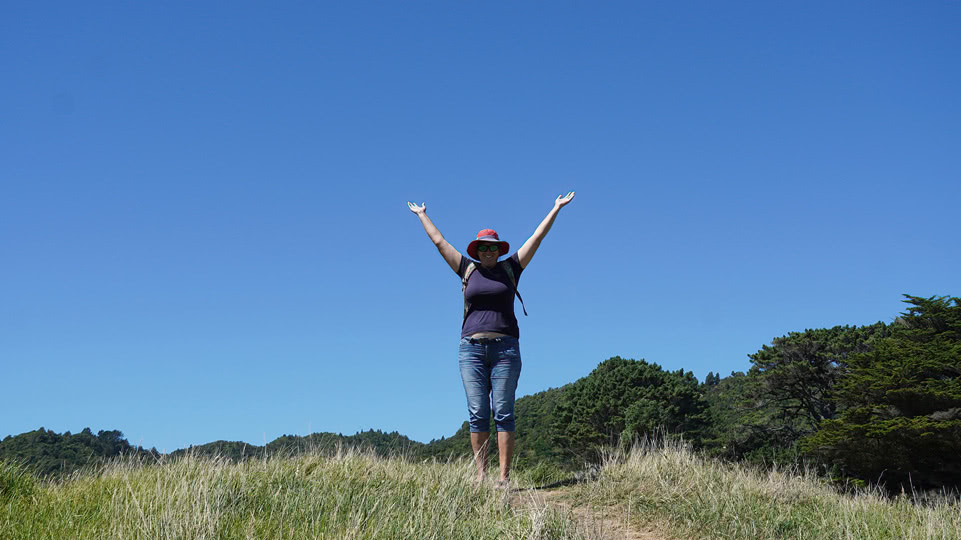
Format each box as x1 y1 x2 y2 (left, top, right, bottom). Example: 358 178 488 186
470 432 490 481
497 431 515 482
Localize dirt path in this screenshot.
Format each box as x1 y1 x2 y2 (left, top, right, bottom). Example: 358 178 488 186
509 487 669 540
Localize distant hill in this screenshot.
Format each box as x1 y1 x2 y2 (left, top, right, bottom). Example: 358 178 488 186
0 427 157 477
167 382 583 469
0 427 426 478
168 429 426 461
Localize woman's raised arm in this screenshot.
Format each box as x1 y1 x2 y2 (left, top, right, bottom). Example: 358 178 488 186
408 201 462 273
516 191 575 269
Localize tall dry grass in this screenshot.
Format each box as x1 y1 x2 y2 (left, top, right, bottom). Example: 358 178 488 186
0 447 590 540
566 438 961 540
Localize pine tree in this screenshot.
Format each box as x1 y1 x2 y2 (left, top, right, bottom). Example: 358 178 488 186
803 295 961 490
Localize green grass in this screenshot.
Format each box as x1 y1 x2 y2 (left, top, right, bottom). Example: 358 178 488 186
566 439 961 540
0 448 590 540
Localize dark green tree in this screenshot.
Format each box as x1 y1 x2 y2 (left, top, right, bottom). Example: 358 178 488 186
701 370 779 461
551 357 708 461
750 324 888 435
803 295 961 490
701 324 887 465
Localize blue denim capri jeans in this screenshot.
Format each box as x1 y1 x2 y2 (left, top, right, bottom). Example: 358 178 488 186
458 336 522 433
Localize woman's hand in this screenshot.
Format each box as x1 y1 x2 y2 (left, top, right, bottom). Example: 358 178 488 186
554 191 575 209
408 201 427 215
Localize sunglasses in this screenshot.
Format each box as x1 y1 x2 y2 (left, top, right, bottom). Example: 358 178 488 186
476 244 500 253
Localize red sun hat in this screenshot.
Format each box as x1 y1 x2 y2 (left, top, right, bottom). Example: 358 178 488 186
467 229 510 260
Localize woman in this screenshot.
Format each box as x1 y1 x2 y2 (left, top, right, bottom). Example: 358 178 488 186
407 191 575 484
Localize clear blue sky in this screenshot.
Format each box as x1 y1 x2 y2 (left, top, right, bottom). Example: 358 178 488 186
2 1 958 453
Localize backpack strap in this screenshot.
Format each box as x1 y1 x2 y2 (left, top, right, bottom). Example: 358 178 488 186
501 261 528 316
461 260 528 319
462 262 477 319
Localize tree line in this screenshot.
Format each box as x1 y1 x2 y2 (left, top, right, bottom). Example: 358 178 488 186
3 294 958 492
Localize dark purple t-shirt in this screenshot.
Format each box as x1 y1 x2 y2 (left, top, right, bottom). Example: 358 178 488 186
457 253 524 338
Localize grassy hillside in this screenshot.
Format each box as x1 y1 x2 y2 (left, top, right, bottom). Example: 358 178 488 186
0 449 588 540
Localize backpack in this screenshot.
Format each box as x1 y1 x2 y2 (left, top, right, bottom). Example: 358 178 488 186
462 260 528 319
